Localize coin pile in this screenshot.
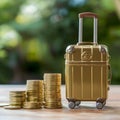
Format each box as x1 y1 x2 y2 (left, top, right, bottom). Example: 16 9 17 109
4 74 62 110
5 91 25 109
44 73 62 109
23 80 44 109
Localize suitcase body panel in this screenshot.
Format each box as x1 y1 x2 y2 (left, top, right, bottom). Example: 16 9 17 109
65 44 110 101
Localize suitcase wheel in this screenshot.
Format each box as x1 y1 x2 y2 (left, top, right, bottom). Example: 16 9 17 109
75 101 81 106
96 102 103 109
68 101 75 109
68 101 81 109
96 98 106 109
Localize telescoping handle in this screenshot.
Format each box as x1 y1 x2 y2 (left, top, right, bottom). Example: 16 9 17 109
78 12 98 44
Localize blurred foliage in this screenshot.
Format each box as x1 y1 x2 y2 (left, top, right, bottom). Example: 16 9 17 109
0 0 120 84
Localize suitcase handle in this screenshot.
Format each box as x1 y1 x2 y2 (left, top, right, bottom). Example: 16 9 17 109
78 12 98 44
79 12 98 18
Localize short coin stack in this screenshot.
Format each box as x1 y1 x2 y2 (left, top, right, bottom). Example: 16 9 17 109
5 91 25 109
44 73 62 109
23 80 44 109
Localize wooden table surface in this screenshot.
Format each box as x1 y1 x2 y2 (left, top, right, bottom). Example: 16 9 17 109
0 85 120 120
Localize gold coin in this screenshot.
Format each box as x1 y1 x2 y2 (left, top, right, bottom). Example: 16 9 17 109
44 105 62 108
25 101 39 103
38 97 44 99
44 103 62 106
9 102 23 105
9 100 24 103
44 105 62 109
9 95 25 98
44 79 61 82
39 80 44 84
26 82 39 87
38 89 44 91
9 95 25 97
27 80 40 83
44 83 61 86
44 87 61 91
44 90 61 94
44 90 60 93
27 83 39 86
9 94 25 96
45 92 61 98
26 100 38 102
45 95 61 98
26 92 39 95
27 98 39 101
44 81 61 83
23 102 42 109
9 102 24 105
38 94 44 97
44 75 61 78
45 97 61 100
0 103 9 107
44 77 61 79
38 97 44 100
10 96 25 99
44 78 61 80
45 96 61 99
26 87 39 89
26 90 39 93
26 88 39 90
45 101 62 104
9 97 25 100
26 83 39 86
44 88 60 92
4 105 21 109
26 86 39 88
44 73 61 76
38 92 44 95
45 100 61 103
38 100 44 102
44 76 61 79
10 95 25 97
10 91 25 93
44 84 61 87
26 92 39 96
38 95 44 97
38 96 44 98
9 100 23 102
44 80 61 84
45 98 61 101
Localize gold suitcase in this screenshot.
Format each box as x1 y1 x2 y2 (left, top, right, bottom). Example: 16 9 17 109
65 12 111 109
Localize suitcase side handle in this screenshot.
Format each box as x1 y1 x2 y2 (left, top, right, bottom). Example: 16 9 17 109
108 64 112 84
78 12 98 44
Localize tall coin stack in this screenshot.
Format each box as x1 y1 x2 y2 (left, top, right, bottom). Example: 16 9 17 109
23 80 44 109
44 73 62 109
5 91 25 109
38 80 44 104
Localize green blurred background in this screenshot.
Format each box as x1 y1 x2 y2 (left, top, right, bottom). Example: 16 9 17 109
0 0 120 84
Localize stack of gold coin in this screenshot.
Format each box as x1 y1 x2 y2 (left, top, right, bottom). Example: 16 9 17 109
38 80 44 104
5 91 25 109
44 73 62 109
23 80 44 109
